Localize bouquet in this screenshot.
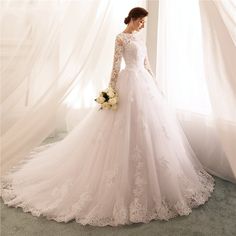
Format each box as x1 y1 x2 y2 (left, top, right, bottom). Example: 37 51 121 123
95 86 119 110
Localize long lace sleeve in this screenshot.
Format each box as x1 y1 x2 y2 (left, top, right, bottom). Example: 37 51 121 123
144 54 163 93
144 55 154 77
108 35 124 89
144 54 165 95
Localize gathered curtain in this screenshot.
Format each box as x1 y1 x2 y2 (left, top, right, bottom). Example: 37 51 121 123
156 0 236 183
199 0 236 181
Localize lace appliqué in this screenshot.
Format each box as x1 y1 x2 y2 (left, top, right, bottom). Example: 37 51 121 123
129 145 149 222
1 151 214 227
109 35 123 89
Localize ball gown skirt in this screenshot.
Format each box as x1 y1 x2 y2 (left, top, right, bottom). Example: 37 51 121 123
1 65 214 227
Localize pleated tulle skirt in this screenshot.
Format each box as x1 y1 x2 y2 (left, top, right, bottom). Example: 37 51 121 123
1 67 214 226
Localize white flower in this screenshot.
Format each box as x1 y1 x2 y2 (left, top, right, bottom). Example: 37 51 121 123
99 92 104 97
95 86 118 111
107 90 115 98
108 97 118 105
101 102 110 109
96 96 105 104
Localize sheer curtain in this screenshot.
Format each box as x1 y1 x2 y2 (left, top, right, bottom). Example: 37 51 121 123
156 0 236 183
199 0 236 181
0 0 146 176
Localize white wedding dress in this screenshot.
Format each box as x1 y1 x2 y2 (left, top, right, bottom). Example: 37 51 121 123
1 32 215 227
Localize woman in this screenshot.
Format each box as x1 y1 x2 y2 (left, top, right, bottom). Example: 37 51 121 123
1 7 214 227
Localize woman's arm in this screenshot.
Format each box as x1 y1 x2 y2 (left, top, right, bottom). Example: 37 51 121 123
144 54 163 94
109 35 124 89
144 55 154 77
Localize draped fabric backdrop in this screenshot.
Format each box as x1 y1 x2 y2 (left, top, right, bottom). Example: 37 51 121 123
0 0 146 175
199 0 236 181
156 0 236 183
1 0 235 184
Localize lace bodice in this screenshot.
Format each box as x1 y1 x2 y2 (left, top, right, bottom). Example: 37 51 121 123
109 32 154 89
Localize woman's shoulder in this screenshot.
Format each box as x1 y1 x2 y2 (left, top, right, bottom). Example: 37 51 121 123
115 32 139 44
116 32 127 40
114 32 128 46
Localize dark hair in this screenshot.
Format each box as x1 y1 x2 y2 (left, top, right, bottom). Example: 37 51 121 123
124 7 148 25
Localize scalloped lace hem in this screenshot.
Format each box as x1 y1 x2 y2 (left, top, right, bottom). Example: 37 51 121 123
1 170 215 227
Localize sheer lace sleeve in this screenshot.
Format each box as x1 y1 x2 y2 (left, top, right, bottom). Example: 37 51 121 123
144 54 165 95
144 54 163 92
108 35 124 89
144 55 154 77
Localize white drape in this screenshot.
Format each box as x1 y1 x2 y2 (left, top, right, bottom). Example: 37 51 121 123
156 0 236 183
199 0 236 180
0 0 146 176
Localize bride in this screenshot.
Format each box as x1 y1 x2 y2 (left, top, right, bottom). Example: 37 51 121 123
1 7 214 227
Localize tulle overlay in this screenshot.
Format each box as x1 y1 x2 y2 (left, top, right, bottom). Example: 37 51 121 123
1 33 214 226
